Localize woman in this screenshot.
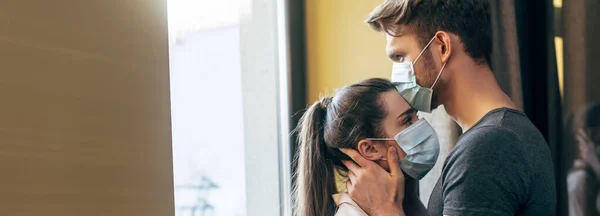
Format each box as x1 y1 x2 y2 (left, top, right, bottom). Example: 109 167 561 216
293 78 439 216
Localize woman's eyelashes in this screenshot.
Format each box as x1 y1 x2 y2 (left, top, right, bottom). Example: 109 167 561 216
402 115 414 126
400 110 417 126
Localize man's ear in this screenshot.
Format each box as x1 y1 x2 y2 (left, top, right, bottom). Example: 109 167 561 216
357 139 385 161
434 31 452 65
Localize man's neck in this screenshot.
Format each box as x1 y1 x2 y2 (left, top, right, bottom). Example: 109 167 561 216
442 61 517 132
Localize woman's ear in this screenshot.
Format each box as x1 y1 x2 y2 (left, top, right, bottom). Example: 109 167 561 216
357 139 385 161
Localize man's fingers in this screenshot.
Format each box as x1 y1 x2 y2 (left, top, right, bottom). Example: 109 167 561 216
342 159 361 173
387 146 402 178
340 148 371 168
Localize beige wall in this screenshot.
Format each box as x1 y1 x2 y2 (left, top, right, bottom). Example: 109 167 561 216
305 0 392 102
0 1 174 215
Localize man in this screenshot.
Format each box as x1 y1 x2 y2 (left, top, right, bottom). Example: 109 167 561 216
340 0 556 215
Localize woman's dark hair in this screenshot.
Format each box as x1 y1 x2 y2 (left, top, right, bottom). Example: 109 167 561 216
575 103 600 133
574 103 600 156
292 78 396 216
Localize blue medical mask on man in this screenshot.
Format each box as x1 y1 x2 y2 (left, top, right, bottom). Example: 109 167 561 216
368 118 440 180
391 36 447 113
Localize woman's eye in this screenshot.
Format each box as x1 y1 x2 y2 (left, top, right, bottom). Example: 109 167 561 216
403 116 413 126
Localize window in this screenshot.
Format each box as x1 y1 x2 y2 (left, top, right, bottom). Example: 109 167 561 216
168 0 291 215
168 1 245 215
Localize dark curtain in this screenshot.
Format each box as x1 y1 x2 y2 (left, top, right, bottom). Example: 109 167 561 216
563 0 600 111
492 0 564 215
514 0 563 214
287 0 307 192
489 0 523 110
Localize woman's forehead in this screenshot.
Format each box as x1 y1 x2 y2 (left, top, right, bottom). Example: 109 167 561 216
381 90 411 115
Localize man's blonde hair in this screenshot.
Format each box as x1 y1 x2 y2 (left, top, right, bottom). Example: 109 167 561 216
365 0 413 33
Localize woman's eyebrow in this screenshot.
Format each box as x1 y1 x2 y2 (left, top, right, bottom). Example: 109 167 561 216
397 108 416 119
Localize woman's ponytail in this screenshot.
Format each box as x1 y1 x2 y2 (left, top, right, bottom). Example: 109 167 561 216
293 97 338 216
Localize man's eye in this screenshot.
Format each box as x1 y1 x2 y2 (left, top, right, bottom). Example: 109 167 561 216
395 55 405 62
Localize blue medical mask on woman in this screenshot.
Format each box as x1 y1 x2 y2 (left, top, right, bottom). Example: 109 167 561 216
391 36 447 113
368 119 440 180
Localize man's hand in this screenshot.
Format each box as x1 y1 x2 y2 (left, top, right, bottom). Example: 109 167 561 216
341 146 405 216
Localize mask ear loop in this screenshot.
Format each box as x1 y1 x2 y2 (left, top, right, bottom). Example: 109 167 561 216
413 36 437 65
431 62 447 89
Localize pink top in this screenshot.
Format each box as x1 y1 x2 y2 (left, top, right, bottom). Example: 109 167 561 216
332 193 369 216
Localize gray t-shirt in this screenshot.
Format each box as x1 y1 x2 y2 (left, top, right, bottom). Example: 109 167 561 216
427 108 556 216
